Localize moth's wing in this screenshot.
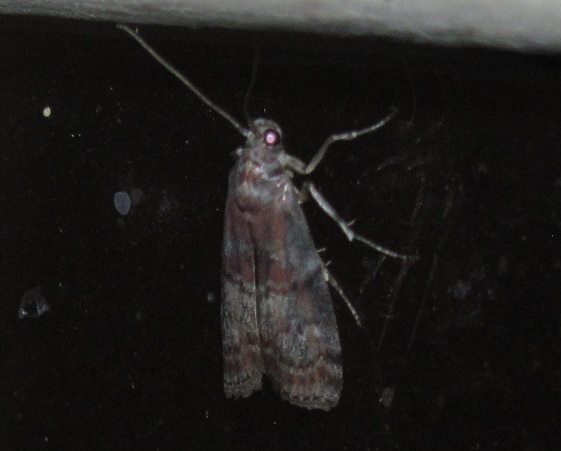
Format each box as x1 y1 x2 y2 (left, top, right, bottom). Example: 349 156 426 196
221 190 264 398
253 184 343 410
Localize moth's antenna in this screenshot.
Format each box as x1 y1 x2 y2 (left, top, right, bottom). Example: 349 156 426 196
242 45 261 125
117 24 250 138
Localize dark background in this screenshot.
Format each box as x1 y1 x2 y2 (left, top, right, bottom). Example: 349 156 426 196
1 16 560 450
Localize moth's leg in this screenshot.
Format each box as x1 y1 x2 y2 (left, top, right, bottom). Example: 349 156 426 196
320 264 361 326
302 181 414 261
294 183 309 204
285 109 398 176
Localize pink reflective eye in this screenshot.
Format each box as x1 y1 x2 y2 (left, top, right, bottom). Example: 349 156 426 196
264 129 280 146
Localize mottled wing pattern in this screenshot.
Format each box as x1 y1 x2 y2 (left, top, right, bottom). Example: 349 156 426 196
251 182 343 410
221 189 264 398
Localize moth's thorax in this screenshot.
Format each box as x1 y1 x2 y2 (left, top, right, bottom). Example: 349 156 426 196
230 118 292 212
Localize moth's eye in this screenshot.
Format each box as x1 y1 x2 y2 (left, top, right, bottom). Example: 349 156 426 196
264 129 280 146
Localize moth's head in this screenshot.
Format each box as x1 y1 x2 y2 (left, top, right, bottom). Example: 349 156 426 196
246 118 283 152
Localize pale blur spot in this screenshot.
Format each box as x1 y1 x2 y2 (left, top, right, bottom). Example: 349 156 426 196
18 287 50 319
380 386 395 408
114 191 131 215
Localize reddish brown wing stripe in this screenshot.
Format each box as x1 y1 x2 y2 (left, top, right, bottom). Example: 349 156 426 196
260 269 343 410
221 197 264 398
222 277 264 398
254 190 343 410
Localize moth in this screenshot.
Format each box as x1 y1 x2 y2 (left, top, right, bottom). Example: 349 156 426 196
118 25 409 410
